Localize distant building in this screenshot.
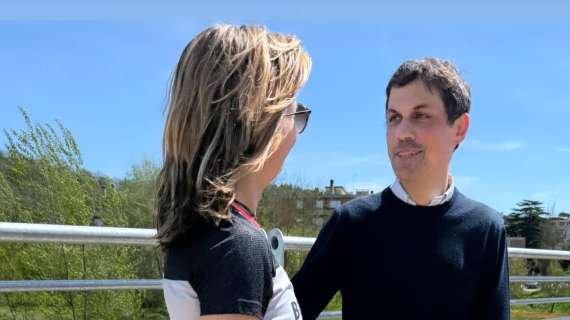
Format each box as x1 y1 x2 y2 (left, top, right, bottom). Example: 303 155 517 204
550 217 570 241
308 180 373 227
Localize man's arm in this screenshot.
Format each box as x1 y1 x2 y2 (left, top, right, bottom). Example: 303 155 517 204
476 222 511 320
291 209 346 320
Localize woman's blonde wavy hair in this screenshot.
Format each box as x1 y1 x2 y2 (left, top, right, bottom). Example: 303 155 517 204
155 24 311 250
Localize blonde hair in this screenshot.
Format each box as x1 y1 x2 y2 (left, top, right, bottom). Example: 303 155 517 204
155 24 311 250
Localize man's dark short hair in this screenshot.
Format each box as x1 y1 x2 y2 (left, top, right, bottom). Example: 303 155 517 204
385 58 471 125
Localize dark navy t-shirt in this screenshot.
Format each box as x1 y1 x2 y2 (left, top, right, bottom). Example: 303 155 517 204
163 205 302 320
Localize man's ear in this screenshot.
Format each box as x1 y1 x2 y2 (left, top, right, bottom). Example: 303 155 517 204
454 113 470 146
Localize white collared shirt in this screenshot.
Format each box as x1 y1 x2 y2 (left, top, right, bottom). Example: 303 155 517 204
390 175 455 206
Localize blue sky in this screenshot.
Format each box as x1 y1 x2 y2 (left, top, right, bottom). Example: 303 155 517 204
1 2 569 214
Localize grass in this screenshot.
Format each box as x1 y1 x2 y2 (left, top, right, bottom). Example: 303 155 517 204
4 305 570 319
512 310 570 320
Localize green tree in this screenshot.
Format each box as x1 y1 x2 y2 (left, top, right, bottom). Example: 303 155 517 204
258 183 321 235
505 200 546 249
115 159 165 313
0 108 144 319
505 200 557 276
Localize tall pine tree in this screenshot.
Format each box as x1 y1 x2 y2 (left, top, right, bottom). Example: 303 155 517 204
505 200 546 248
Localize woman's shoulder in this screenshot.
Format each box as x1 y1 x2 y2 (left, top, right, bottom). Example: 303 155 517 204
164 213 272 278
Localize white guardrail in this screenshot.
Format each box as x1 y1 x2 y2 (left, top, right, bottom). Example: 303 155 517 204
1 222 570 317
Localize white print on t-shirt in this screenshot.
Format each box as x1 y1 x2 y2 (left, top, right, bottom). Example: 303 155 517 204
264 265 303 320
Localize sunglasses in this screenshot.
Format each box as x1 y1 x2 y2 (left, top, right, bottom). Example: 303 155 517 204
284 103 311 134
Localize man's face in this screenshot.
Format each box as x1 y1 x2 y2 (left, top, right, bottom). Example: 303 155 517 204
386 79 468 183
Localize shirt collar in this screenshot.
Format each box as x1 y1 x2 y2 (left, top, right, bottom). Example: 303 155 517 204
390 175 454 206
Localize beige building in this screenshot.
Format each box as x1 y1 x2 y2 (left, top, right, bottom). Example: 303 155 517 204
301 180 373 227
550 217 570 241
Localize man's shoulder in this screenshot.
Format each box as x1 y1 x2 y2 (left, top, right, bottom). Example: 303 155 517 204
336 190 385 220
454 191 505 229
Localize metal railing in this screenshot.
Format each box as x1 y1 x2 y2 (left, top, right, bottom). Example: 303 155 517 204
0 280 162 293
2 222 570 314
0 222 156 246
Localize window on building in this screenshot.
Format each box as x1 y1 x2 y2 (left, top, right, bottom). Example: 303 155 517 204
330 200 341 209
296 200 304 209
315 200 324 209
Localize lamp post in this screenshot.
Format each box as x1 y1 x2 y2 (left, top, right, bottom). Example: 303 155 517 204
83 208 103 318
90 209 104 227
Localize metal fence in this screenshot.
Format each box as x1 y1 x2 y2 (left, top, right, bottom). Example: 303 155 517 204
2 221 570 317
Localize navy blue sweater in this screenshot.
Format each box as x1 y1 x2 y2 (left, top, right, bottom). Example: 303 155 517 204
292 187 510 320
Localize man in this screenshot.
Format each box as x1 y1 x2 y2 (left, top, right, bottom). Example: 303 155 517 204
291 58 510 319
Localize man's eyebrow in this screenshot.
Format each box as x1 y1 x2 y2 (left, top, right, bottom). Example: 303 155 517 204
413 104 430 110
387 104 431 113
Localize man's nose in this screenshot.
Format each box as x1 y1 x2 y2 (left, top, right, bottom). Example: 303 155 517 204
394 119 415 142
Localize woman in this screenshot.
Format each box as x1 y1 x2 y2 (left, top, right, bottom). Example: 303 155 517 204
156 24 311 320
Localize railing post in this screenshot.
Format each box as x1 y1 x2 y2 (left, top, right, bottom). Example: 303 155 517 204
268 228 285 266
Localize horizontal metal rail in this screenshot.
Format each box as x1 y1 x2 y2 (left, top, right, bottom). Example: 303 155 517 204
318 298 570 317
282 235 316 251
0 222 157 246
3 277 570 293
317 311 342 319
280 235 570 261
2 279 570 308
510 276 570 283
2 222 570 260
511 297 570 305
508 247 570 260
0 279 162 292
